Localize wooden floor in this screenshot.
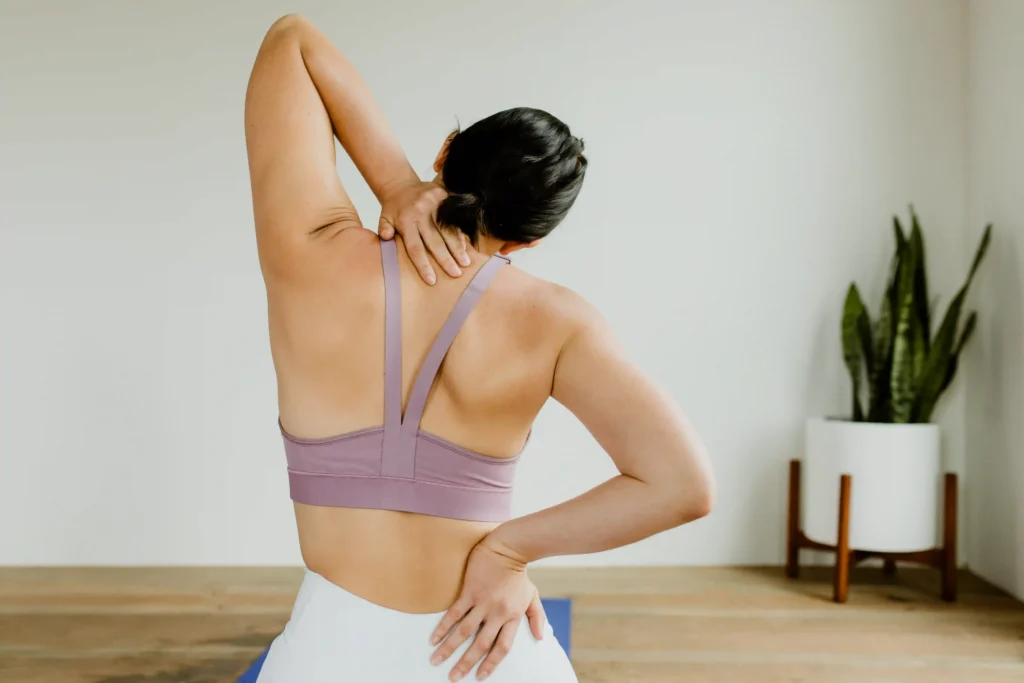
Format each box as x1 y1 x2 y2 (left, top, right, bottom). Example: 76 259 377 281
0 565 1021 682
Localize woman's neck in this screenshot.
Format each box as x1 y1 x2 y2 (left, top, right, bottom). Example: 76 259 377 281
475 234 508 259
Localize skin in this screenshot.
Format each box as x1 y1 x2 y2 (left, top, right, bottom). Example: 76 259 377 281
245 14 715 682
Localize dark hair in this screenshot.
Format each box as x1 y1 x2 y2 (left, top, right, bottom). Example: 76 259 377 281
436 107 587 245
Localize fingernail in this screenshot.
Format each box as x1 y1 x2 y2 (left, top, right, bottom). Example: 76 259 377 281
431 654 441 666
451 266 462 276
426 273 436 285
478 672 489 681
459 254 471 266
451 672 463 682
431 635 440 646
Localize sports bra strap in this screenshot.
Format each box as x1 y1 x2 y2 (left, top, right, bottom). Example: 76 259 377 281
401 252 509 433
379 239 509 477
381 239 403 436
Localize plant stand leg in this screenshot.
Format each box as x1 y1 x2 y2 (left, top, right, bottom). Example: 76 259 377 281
833 474 852 603
941 473 958 602
882 559 897 576
786 460 801 578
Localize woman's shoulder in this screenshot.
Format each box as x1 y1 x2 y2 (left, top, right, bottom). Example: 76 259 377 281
493 265 605 341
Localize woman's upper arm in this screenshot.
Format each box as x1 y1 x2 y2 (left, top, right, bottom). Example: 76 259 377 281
244 16 358 277
551 295 714 496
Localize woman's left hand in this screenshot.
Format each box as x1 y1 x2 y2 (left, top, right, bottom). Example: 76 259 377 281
430 535 547 681
378 180 471 285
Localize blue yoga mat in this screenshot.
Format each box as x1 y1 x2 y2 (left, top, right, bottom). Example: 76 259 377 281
236 598 571 682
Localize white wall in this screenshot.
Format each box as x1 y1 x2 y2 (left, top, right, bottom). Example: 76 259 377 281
0 0 969 566
965 0 1024 599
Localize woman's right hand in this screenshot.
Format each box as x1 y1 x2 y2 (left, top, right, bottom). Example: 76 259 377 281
378 180 471 285
429 535 547 681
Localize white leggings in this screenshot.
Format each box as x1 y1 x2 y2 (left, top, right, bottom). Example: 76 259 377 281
256 569 578 683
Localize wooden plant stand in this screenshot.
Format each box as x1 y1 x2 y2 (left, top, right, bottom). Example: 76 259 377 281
785 459 958 603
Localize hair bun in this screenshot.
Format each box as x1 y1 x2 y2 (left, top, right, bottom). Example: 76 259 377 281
438 108 587 245
436 192 484 243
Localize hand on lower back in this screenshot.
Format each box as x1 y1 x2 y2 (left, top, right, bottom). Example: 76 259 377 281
378 180 470 285
429 535 546 681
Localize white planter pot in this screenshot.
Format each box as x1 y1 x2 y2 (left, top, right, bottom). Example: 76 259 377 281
803 417 942 552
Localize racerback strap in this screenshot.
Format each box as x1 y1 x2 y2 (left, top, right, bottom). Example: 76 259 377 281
379 238 508 477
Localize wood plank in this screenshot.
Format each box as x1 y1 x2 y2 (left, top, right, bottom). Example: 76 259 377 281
0 613 284 651
0 566 1020 683
572 660 1024 683
0 567 302 614
573 612 1024 657
0 654 255 683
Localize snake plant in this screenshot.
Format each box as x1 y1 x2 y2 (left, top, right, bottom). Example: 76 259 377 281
841 208 991 423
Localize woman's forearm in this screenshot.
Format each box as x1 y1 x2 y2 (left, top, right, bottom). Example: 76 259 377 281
271 15 418 201
508 294 716 565
486 472 712 564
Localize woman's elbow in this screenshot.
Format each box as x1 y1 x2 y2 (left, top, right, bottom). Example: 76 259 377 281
260 14 311 48
267 13 306 35
669 465 716 525
683 480 716 522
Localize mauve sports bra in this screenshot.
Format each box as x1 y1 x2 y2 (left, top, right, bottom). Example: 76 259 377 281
279 239 521 523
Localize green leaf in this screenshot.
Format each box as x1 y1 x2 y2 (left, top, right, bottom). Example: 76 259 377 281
922 311 979 421
910 207 931 351
869 292 893 421
956 310 977 355
890 224 919 424
842 284 868 421
920 360 956 423
914 227 991 422
915 290 966 422
922 311 979 420
857 298 874 378
938 311 978 395
909 317 928 421
911 312 927 380
868 233 903 422
889 216 907 321
968 224 993 283
893 215 907 253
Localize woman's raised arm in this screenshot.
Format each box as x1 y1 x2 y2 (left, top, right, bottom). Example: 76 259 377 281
245 15 466 283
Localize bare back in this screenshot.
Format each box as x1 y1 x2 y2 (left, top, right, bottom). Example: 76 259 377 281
245 16 712 617
270 227 571 611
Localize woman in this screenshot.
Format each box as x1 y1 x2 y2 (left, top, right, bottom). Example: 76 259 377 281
244 14 714 683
